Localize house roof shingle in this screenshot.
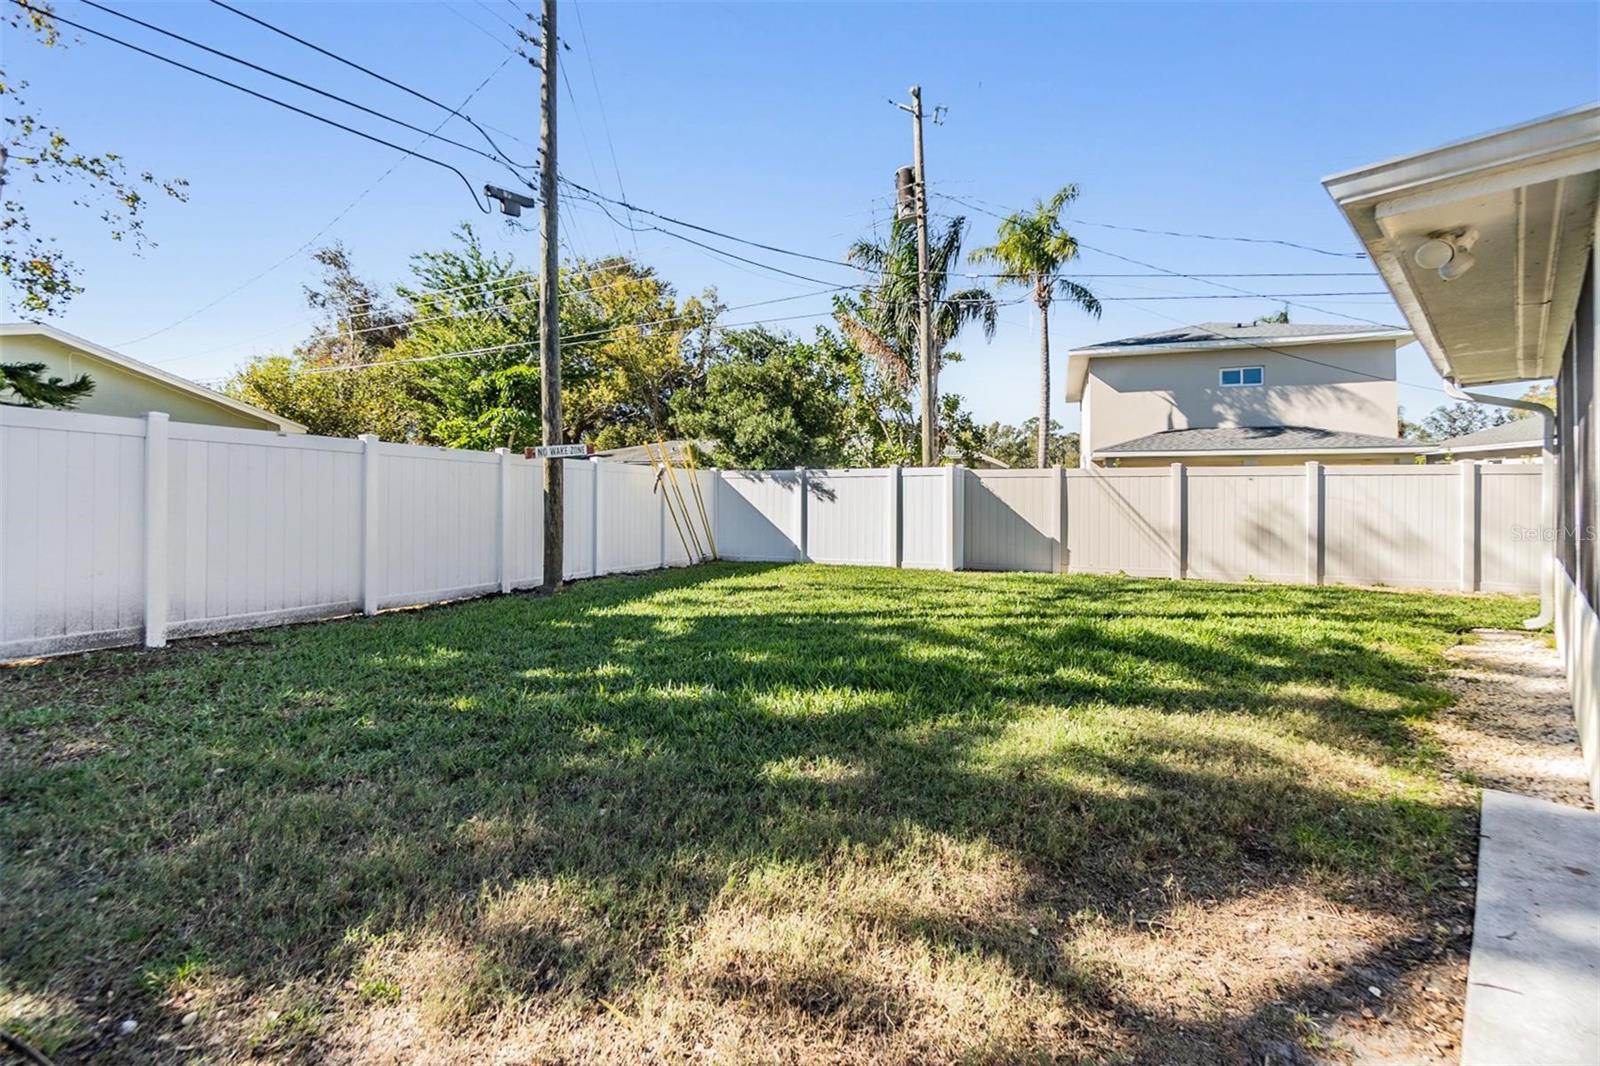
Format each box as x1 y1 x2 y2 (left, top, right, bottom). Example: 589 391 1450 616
1434 417 1544 450
1097 424 1431 456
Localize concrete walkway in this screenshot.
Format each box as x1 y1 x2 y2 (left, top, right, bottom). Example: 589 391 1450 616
1461 789 1600 1065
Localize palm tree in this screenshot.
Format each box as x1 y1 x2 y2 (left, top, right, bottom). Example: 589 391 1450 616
969 186 1101 467
837 216 997 458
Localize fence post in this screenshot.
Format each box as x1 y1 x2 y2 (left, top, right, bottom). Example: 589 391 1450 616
590 457 603 576
946 465 965 571
142 412 169 648
1305 461 1323 585
795 467 809 562
887 464 902 568
659 475 669 569
1170 462 1187 580
1460 459 1479 592
360 434 380 615
496 448 512 593
1051 467 1067 574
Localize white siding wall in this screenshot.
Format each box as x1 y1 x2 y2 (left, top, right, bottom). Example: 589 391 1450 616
0 406 1549 661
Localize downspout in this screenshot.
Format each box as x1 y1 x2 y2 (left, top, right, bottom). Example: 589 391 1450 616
1444 381 1557 628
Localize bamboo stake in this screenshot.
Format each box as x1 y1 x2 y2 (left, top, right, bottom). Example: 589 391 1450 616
658 439 705 560
645 441 695 562
679 442 718 559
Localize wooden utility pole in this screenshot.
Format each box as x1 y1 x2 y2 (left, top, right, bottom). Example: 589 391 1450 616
537 0 562 590
899 86 935 467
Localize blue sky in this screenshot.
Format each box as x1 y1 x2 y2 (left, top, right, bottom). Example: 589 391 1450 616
9 1 1598 431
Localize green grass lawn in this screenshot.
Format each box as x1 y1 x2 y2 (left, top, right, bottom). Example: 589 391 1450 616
1 564 1533 1063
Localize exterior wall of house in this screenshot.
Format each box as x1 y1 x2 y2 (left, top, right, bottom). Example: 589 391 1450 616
1104 451 1419 469
1555 227 1597 800
0 332 285 431
1082 340 1401 457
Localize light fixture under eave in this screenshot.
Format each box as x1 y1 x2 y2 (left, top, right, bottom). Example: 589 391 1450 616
1413 228 1480 281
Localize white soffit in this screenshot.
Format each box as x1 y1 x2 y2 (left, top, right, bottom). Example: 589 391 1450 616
1324 105 1600 387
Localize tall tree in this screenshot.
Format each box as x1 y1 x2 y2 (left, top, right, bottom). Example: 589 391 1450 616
968 185 1100 467
2 4 188 315
1418 401 1514 441
672 327 852 469
838 216 997 454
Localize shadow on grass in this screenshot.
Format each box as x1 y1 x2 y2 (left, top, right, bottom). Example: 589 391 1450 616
1 563 1526 1062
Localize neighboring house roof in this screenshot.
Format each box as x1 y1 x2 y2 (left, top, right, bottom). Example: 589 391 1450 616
1433 417 1546 454
1324 104 1599 387
0 322 306 433
1064 321 1413 401
1096 424 1432 458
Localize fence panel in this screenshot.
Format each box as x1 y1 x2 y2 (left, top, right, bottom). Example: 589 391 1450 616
506 458 543 589
168 424 363 632
377 442 500 609
1480 465 1545 593
562 459 597 580
715 471 800 561
1065 469 1175 577
1187 468 1304 583
808 469 893 566
963 469 1059 572
1324 466 1459 588
900 468 949 568
1 407 146 657
599 461 667 573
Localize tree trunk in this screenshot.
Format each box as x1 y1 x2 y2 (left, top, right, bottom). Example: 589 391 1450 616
1037 295 1051 468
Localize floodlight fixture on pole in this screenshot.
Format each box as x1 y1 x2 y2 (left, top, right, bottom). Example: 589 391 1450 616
485 185 537 217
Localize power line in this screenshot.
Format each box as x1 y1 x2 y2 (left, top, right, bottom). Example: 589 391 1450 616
299 300 846 374
19 2 492 211
206 0 532 169
942 191 1368 259
569 0 638 257
938 191 1397 328
78 0 529 181
125 51 524 353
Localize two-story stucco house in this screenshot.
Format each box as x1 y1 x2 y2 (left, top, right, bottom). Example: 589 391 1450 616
1065 321 1432 467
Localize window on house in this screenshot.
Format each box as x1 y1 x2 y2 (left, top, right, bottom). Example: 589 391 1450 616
1220 366 1264 387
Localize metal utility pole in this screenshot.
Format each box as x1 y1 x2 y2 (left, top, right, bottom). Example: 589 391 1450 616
537 0 562 591
897 86 936 466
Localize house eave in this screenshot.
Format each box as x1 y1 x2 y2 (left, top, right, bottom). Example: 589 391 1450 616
1323 103 1600 387
0 322 308 433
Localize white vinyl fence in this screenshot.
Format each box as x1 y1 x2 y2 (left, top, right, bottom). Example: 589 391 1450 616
1 406 1547 659
702 463 1544 594
0 407 715 659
